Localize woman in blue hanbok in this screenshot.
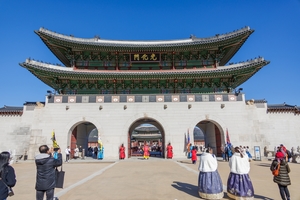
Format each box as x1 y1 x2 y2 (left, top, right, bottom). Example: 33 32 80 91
198 147 223 199
227 146 254 200
98 145 104 160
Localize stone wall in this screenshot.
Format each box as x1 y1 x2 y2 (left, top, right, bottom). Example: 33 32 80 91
1 93 299 160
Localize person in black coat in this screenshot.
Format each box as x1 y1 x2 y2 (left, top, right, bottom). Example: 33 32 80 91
270 151 291 200
0 151 16 200
35 145 62 200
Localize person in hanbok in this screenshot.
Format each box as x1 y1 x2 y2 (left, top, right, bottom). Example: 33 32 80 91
198 147 223 199
191 146 197 164
246 146 252 161
74 145 79 159
98 144 104 160
143 143 150 160
227 146 254 200
119 144 125 159
186 143 191 158
166 143 173 159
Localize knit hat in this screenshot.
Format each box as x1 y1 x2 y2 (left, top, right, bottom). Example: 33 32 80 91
275 152 285 159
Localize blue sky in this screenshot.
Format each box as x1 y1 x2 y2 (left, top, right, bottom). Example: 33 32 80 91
1 1 300 107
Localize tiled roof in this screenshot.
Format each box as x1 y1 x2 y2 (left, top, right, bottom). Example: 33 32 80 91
24 101 45 106
35 26 254 67
0 105 23 116
20 57 269 80
134 126 159 132
0 105 23 111
245 99 267 104
267 103 300 114
36 26 252 48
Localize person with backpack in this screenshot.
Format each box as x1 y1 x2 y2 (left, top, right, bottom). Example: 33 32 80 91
286 149 292 162
270 151 291 200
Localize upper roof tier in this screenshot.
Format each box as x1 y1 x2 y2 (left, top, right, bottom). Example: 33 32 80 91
35 26 254 67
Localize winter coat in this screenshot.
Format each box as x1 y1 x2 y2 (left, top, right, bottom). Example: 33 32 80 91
35 153 62 191
0 164 16 199
270 159 291 186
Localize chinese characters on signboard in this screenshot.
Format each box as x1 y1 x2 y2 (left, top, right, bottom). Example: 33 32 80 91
130 53 160 62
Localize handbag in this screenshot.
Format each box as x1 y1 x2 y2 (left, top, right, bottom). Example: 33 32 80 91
0 178 14 197
55 165 65 188
272 163 280 176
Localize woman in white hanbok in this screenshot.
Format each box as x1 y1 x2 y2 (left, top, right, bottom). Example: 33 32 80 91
227 146 254 200
198 147 223 199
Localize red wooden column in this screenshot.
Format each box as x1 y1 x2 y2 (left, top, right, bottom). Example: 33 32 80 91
70 127 77 159
214 125 222 157
127 132 131 158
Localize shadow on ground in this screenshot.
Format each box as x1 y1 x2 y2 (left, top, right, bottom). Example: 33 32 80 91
171 181 199 198
224 192 274 200
177 160 195 164
172 182 274 200
256 163 272 167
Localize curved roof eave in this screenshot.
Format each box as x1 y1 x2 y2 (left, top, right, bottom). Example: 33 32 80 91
19 57 270 80
36 26 253 47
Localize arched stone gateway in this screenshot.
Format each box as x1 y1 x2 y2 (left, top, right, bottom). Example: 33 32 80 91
194 120 224 157
127 118 165 158
68 121 98 159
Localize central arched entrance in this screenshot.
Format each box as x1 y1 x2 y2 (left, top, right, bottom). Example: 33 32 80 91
128 118 165 158
69 122 98 159
194 120 223 157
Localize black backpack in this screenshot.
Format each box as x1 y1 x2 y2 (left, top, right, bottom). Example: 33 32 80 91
287 150 292 158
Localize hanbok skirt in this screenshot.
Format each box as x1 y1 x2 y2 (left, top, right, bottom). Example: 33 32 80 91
198 170 224 199
227 172 254 200
98 151 104 159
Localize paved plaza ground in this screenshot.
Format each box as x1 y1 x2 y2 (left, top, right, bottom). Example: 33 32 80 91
10 157 300 200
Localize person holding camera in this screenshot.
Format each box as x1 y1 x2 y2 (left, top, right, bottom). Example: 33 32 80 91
35 145 62 200
0 151 16 200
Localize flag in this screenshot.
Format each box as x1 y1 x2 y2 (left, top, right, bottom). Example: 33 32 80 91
51 130 60 148
187 129 190 144
186 129 191 153
184 132 187 152
226 128 231 145
98 136 103 150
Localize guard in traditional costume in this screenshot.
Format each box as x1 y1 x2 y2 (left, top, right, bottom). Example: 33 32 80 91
143 143 150 160
119 144 125 159
166 143 173 159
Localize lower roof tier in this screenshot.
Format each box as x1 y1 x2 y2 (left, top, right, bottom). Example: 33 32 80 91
20 57 269 94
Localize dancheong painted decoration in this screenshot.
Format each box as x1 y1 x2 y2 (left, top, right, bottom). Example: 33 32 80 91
20 26 270 95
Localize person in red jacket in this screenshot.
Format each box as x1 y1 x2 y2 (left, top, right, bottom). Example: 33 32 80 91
119 144 125 159
166 143 173 159
191 146 198 164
